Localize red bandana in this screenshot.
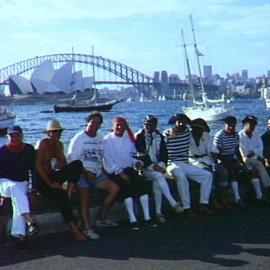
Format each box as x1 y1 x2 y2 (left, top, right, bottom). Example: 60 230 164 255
113 117 135 143
6 142 26 154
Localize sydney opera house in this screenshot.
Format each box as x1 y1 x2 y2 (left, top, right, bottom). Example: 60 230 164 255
8 60 94 96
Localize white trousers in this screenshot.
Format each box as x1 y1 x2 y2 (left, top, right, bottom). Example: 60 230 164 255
144 162 177 212
143 162 168 182
245 158 270 188
0 178 29 237
167 161 213 209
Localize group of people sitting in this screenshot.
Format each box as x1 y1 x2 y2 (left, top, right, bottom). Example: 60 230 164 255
2 111 270 249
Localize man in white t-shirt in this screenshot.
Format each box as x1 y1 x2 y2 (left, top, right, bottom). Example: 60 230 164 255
239 115 270 202
67 112 119 240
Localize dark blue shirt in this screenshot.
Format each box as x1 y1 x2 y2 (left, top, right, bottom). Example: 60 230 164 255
0 144 36 182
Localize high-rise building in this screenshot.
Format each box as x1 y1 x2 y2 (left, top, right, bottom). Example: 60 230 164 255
153 71 160 83
203 65 212 78
161 71 168 83
241 69 248 82
160 70 169 96
267 70 270 80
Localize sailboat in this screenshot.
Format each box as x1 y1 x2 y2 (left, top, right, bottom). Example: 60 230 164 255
54 46 122 113
158 94 166 101
139 92 151 102
261 86 270 109
0 106 16 134
54 89 121 113
182 15 233 122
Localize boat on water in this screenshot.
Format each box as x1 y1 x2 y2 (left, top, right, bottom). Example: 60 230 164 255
261 86 270 109
181 15 233 122
54 91 122 113
54 46 122 113
183 93 234 121
265 99 270 109
139 93 151 102
0 107 16 134
54 98 121 113
158 94 166 101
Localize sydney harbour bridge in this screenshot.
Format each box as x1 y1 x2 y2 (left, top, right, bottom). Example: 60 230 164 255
0 53 188 99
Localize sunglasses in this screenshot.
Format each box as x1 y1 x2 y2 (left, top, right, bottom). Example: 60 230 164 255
50 130 63 133
144 122 154 127
9 133 22 138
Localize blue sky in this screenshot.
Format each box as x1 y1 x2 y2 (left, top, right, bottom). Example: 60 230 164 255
0 0 269 79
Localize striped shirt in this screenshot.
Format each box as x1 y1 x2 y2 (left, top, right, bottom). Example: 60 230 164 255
163 128 190 163
213 129 239 156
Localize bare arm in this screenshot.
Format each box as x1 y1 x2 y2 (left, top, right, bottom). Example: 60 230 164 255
35 140 62 189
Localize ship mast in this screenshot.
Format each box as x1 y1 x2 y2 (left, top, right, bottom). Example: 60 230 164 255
181 29 194 101
71 46 75 93
91 45 97 100
190 14 205 94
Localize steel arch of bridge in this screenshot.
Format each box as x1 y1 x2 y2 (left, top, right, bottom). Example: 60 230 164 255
0 53 154 97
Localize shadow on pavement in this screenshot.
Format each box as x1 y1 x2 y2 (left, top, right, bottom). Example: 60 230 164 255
1 204 270 269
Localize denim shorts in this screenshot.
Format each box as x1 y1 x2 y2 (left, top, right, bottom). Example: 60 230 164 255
79 172 108 189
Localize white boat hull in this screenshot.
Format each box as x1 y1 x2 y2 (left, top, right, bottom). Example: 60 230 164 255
182 105 234 122
0 113 16 130
265 99 270 109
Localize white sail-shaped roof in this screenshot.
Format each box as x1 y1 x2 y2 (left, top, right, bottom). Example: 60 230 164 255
31 79 60 94
72 71 83 92
51 62 73 93
30 60 55 82
9 75 34 94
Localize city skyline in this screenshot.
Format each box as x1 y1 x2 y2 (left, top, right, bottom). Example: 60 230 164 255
0 0 269 79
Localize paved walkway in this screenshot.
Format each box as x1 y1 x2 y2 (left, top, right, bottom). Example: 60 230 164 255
1 204 270 270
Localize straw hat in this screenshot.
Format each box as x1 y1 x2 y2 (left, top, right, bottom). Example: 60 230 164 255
44 120 64 133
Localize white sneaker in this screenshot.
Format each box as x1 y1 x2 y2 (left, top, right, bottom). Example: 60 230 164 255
83 229 101 240
173 202 184 214
96 219 118 227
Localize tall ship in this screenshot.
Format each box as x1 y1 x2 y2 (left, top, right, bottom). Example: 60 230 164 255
182 15 233 121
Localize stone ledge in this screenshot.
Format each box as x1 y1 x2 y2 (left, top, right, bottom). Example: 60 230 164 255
1 177 252 242
0 189 128 242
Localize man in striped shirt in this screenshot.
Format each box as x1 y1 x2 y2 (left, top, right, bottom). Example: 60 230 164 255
213 116 246 207
163 114 213 217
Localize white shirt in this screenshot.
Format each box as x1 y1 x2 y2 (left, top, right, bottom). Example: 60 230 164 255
67 130 103 175
189 132 216 166
103 132 138 174
239 129 263 160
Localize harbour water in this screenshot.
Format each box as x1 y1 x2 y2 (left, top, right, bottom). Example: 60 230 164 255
1 98 270 148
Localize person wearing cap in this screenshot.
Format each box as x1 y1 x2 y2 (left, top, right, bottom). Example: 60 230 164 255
135 115 183 223
213 115 246 207
189 119 231 209
0 125 39 248
67 112 119 240
35 120 86 241
163 114 213 217
239 115 270 201
103 117 157 230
